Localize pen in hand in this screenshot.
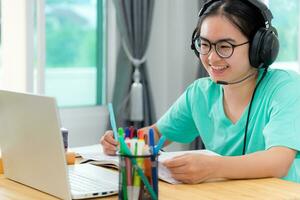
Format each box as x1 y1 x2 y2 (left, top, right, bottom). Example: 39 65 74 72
108 103 119 142
154 136 166 155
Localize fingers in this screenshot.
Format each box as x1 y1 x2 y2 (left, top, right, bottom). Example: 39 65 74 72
105 131 118 146
138 125 159 144
167 164 187 174
138 127 150 143
101 139 117 155
171 173 189 183
100 131 118 155
163 155 187 168
171 173 200 184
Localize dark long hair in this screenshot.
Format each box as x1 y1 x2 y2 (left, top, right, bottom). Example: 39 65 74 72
197 0 266 41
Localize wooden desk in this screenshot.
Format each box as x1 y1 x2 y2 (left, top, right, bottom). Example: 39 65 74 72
1 173 300 200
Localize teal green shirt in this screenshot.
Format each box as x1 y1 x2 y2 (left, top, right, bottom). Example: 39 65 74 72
157 69 300 183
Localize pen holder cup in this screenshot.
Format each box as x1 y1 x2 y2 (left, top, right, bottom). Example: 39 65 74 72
118 153 159 200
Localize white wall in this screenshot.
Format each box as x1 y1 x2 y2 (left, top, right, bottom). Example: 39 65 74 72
1 0 34 92
146 0 200 151
59 106 108 147
148 0 199 119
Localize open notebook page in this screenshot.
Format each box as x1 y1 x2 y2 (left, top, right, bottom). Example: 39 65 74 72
158 149 223 184
70 144 119 168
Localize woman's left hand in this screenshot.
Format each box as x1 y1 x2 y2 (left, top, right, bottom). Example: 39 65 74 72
162 153 218 184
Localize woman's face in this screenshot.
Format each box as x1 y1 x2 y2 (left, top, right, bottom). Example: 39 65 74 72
200 15 252 84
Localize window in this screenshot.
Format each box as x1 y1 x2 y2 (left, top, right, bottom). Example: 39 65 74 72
266 0 300 72
44 0 106 107
0 0 115 147
0 0 106 107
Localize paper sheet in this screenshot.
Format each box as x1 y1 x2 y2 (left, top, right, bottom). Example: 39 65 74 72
158 150 220 184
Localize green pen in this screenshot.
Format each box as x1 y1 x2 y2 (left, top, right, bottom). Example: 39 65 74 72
118 128 128 200
118 127 125 138
118 127 125 154
120 157 128 200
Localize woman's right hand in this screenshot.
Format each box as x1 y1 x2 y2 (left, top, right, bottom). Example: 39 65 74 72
100 130 118 155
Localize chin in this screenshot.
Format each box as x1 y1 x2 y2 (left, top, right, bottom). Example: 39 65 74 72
208 75 218 83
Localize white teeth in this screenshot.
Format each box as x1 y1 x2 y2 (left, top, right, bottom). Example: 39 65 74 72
211 66 228 70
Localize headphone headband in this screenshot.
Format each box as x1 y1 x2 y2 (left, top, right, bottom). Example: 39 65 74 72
198 0 273 28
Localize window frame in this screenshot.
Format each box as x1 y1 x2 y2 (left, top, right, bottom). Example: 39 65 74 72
97 0 106 105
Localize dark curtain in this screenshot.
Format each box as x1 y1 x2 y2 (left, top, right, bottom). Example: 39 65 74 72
112 0 156 129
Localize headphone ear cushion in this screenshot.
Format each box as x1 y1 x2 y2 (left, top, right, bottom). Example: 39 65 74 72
250 27 279 68
249 28 267 68
260 29 279 66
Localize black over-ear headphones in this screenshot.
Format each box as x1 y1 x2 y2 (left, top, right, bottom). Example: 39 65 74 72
191 0 279 68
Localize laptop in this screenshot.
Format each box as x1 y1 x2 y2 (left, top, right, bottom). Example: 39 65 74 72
0 90 119 199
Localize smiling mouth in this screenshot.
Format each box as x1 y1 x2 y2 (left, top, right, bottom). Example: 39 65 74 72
210 65 229 73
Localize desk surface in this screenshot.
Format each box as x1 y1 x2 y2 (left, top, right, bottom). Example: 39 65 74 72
1 173 300 200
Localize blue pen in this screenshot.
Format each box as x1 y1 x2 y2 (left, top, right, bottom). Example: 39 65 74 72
149 128 155 153
149 128 158 196
108 103 119 141
154 135 166 155
124 127 130 139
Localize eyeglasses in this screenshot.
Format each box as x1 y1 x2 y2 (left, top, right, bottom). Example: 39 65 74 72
194 37 249 58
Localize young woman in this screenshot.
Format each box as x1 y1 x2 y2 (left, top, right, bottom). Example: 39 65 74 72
101 0 300 184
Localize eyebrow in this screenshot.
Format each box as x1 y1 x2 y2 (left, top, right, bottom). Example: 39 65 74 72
199 36 237 43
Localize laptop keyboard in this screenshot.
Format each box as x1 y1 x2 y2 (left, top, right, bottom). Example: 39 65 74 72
69 169 118 194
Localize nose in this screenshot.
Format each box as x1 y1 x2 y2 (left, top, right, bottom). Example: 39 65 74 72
208 46 221 63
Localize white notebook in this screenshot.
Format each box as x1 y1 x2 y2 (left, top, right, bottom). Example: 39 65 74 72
71 145 222 184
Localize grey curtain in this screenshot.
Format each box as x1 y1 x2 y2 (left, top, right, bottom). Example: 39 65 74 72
112 0 155 128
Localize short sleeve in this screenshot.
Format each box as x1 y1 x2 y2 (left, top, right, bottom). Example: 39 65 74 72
263 80 300 152
156 83 199 143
